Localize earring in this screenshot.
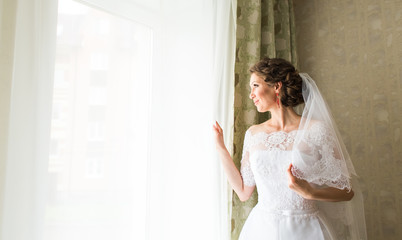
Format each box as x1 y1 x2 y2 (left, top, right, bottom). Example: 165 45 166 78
276 93 280 107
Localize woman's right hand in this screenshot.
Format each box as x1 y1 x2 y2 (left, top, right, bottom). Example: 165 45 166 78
213 121 226 150
213 121 255 200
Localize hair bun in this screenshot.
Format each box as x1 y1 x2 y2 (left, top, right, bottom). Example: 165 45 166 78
249 58 304 107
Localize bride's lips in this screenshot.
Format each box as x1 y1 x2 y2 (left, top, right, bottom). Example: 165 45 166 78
254 100 259 105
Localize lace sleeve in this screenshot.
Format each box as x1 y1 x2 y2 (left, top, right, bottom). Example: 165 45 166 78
240 130 255 187
292 122 351 190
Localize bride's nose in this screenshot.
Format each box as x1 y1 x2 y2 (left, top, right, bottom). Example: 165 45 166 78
249 91 255 99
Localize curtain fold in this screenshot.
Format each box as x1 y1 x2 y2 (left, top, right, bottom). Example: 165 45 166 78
0 0 58 239
147 1 236 239
211 0 237 239
0 0 18 232
232 0 298 238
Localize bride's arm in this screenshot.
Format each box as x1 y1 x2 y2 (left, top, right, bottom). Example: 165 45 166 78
213 122 255 202
287 164 354 202
216 147 255 201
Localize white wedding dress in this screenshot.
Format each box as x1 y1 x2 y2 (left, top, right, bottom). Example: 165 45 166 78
239 122 336 240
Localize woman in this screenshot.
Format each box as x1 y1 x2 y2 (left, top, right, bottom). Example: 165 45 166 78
213 58 366 239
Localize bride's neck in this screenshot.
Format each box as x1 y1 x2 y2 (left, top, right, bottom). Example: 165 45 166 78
268 107 300 130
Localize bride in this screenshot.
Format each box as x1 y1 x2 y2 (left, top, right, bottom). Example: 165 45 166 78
213 58 367 240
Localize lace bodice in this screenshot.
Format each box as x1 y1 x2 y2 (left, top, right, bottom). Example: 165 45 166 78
240 129 318 211
240 121 354 212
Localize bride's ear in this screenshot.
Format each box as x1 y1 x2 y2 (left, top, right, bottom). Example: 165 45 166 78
275 82 282 92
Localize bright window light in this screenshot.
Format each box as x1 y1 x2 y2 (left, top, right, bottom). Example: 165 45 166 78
47 0 152 239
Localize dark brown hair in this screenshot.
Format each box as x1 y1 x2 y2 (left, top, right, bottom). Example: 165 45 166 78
249 57 304 107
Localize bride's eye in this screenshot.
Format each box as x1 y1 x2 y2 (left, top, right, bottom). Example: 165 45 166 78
253 84 259 87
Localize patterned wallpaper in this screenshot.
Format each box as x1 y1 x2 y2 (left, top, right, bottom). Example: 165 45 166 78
293 0 402 239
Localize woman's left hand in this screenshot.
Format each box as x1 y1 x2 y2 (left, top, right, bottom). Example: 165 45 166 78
287 163 315 200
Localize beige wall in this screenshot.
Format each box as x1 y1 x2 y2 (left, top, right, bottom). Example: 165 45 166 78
294 0 402 239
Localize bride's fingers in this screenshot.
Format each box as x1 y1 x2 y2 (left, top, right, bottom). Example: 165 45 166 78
218 125 223 133
214 121 223 133
212 125 222 135
287 164 296 183
287 166 293 178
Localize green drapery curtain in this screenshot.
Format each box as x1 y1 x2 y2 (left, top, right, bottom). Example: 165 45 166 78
232 0 298 238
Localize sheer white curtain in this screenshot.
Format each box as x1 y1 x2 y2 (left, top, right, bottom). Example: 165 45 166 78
0 0 58 239
0 0 236 239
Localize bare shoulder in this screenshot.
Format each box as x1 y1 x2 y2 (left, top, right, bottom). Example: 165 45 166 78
247 120 272 135
306 119 329 131
246 124 260 135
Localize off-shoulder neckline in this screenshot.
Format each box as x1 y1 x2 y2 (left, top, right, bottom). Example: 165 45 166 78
247 129 300 137
246 120 326 137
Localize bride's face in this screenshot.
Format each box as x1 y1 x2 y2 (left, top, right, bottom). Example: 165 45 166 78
249 73 277 112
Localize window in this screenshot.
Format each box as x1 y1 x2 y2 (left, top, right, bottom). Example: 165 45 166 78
3 0 231 239
88 87 107 105
46 1 151 239
90 70 108 86
98 19 110 35
90 53 109 70
49 139 59 157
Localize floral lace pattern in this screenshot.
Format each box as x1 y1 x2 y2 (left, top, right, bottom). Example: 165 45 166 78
240 122 351 212
291 122 351 191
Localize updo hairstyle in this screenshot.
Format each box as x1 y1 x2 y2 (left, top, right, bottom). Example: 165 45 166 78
249 57 304 107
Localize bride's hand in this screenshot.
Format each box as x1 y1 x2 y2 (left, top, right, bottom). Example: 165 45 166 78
287 164 315 200
213 121 226 150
